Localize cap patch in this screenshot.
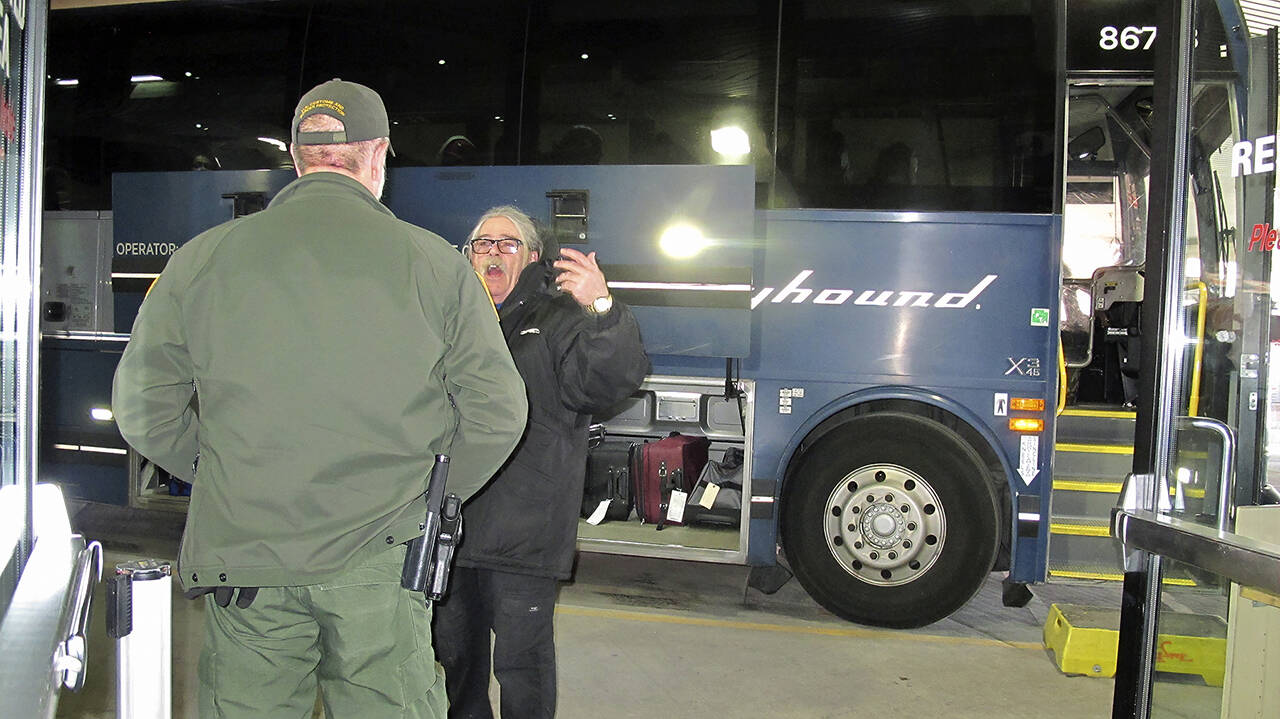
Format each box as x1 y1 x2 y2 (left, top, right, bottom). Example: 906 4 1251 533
300 99 345 117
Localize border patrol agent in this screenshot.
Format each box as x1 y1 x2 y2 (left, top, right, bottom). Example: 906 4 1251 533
112 79 527 719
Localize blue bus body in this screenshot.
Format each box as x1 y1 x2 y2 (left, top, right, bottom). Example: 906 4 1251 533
42 163 1059 623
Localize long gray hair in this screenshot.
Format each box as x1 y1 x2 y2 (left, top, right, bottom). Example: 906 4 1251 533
463 205 542 258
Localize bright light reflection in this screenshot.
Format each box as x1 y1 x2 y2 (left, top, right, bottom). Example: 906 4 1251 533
130 74 163 83
710 126 750 156
90 407 114 422
55 78 79 86
257 137 287 152
659 223 709 259
1185 257 1202 278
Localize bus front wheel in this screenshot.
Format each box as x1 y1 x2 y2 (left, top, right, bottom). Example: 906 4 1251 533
782 413 1000 628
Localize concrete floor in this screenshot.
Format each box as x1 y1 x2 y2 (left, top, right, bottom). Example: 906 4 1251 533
51 503 1224 719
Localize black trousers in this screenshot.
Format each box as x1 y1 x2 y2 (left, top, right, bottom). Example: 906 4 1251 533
432 566 558 719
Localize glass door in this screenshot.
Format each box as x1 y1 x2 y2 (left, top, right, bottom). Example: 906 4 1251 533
0 2 103 716
1 0 49 612
1112 1 1280 716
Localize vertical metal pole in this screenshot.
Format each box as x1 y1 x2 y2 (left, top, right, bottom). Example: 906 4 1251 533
1113 0 1197 717
14 0 49 585
1237 28 1278 508
114 561 172 719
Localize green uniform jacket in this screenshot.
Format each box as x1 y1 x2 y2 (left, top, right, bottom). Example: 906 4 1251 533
112 171 527 590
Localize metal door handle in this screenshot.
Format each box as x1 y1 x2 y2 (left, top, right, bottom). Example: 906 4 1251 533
1174 415 1235 532
54 540 102 692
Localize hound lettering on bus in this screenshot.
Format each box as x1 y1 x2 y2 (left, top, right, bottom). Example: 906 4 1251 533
1233 135 1278 177
750 270 998 310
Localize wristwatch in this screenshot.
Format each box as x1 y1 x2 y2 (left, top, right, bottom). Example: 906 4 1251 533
587 294 614 315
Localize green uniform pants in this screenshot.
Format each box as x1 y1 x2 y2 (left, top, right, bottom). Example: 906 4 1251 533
197 544 447 719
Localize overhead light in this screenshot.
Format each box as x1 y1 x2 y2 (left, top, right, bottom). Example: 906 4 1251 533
580 52 590 60
184 71 193 77
711 126 750 157
437 59 446 65
195 123 203 129
55 78 79 86
258 137 287 152
53 443 128 456
90 407 114 422
130 74 164 83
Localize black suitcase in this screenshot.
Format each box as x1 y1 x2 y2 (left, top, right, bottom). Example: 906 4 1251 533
685 447 744 527
581 441 634 521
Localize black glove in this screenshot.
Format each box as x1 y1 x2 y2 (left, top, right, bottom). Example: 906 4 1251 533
184 585 259 609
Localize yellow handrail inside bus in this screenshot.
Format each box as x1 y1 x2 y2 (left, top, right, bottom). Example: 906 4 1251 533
1188 281 1207 417
1056 280 1206 418
1057 338 1067 416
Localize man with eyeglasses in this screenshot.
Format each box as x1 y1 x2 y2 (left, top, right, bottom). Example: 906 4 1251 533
434 205 649 718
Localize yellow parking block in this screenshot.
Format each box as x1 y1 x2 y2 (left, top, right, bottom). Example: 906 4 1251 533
1043 603 1226 686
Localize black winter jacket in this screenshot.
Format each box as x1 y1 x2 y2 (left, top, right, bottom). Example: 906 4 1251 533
455 259 649 579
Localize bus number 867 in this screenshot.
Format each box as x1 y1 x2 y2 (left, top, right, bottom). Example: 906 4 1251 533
1100 26 1157 51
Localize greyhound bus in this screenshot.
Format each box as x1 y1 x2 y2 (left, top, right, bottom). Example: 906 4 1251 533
35 0 1276 628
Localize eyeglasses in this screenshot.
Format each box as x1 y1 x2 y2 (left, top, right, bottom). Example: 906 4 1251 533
468 237 524 255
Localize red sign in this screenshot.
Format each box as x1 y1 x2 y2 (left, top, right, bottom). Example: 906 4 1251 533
1248 223 1279 251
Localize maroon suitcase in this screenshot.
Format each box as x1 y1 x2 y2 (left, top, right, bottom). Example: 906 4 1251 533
631 434 711 527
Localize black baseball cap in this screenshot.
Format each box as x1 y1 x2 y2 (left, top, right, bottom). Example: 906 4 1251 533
291 79 394 154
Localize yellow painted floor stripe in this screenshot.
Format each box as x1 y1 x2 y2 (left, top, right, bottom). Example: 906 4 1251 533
1051 522 1111 537
556 604 1044 651
1049 569 1197 586
1057 442 1133 455
1061 408 1137 419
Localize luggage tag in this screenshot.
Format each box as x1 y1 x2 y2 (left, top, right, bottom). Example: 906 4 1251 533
665 489 688 524
586 500 611 526
697 483 720 509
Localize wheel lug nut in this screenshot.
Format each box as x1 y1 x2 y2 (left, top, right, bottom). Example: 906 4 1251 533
888 551 897 560
854 541 863 549
907 522 917 531
885 493 894 503
903 540 912 548
869 551 879 560
848 524 856 532
901 505 909 513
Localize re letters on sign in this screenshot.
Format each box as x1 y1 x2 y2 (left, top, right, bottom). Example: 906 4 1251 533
1233 135 1278 177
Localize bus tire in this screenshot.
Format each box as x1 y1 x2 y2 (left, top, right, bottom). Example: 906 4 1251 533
782 412 1000 628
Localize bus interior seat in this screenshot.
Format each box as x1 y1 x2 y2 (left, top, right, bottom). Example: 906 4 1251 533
1074 265 1144 406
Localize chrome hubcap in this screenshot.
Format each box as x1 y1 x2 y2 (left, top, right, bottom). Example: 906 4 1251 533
823 463 947 586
